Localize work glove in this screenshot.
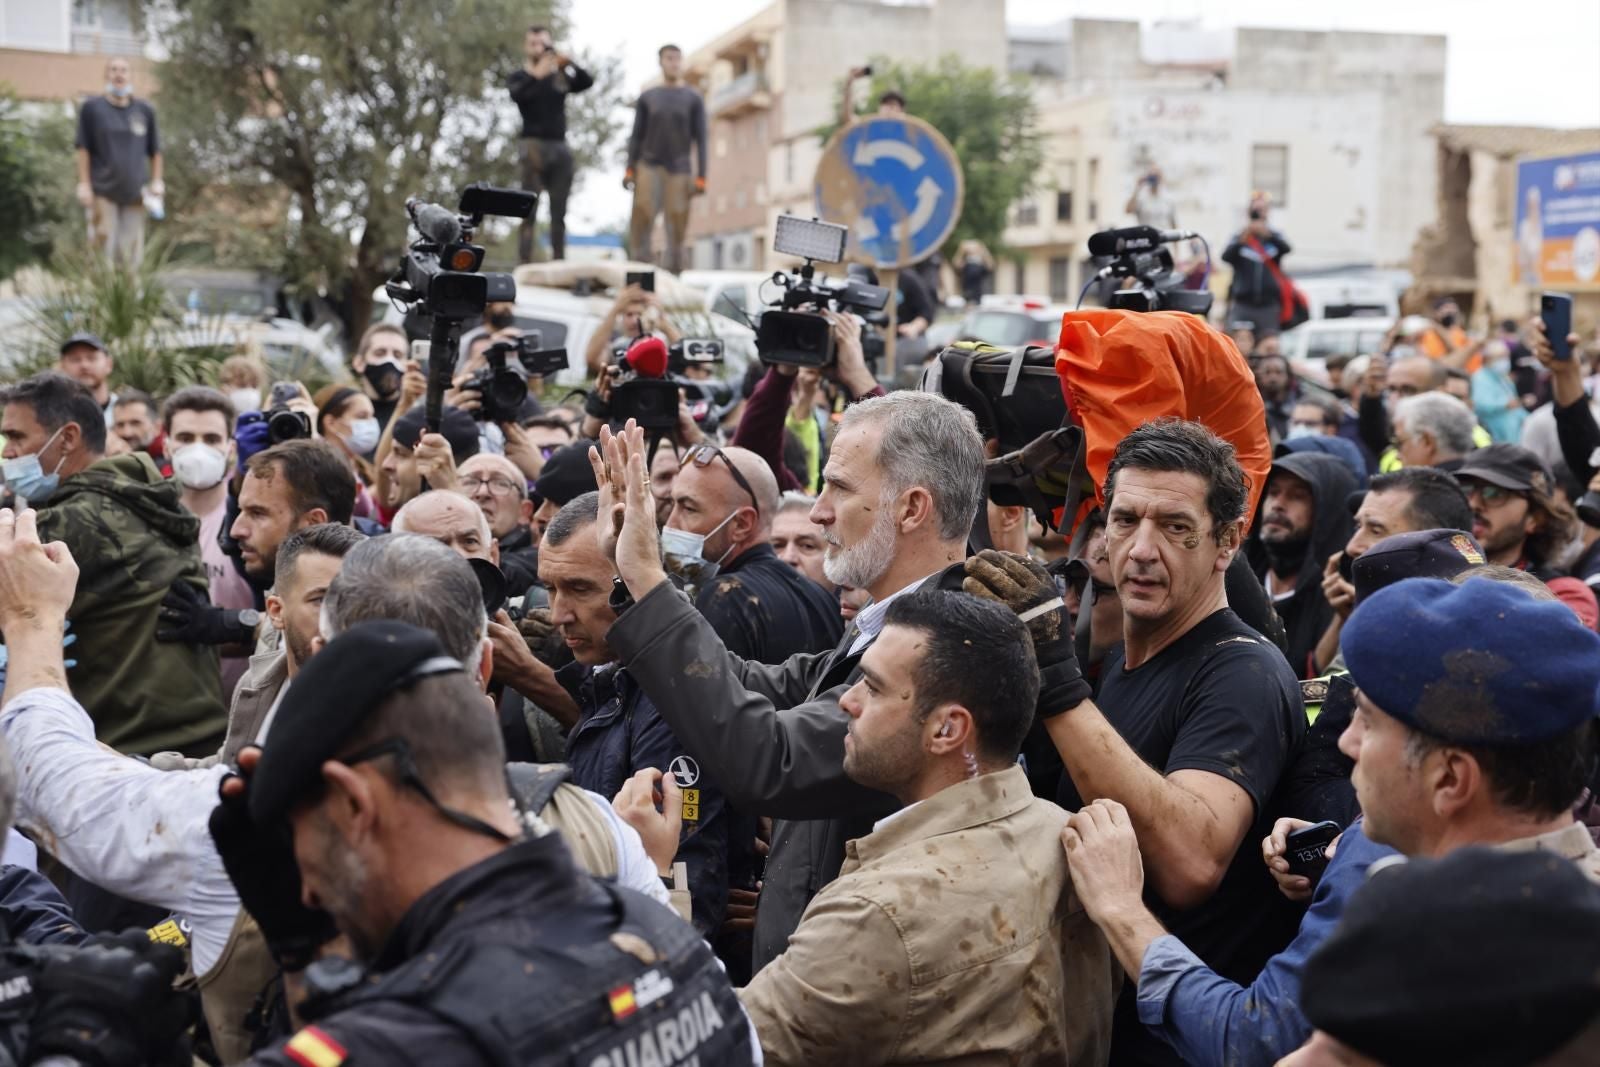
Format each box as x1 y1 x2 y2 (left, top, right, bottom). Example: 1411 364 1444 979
208 748 337 971
157 580 253 646
25 929 193 1067
234 411 271 473
964 549 1092 718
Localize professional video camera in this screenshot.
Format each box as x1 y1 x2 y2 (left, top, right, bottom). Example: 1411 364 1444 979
461 332 570 423
1085 226 1212 316
384 183 536 432
602 335 730 433
755 216 889 367
264 381 311 444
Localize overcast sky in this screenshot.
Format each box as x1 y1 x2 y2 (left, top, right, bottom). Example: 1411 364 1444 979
563 0 1600 233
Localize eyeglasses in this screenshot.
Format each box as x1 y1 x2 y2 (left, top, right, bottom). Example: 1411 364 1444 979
461 474 526 498
686 442 758 512
1465 482 1522 507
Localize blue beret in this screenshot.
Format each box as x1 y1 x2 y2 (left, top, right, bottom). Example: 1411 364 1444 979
1343 577 1600 744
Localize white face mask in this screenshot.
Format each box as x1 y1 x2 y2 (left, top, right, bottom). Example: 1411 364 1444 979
229 389 262 414
171 443 229 491
344 417 381 454
660 510 739 586
1286 423 1319 440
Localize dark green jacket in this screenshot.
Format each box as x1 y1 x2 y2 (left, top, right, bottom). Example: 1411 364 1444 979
36 453 225 756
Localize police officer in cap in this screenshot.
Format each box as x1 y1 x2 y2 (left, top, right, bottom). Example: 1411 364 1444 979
209 619 757 1066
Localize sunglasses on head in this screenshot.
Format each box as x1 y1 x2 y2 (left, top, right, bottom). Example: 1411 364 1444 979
686 442 758 512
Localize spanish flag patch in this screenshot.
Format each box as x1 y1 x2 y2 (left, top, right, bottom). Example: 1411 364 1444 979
608 982 638 1021
285 1026 347 1067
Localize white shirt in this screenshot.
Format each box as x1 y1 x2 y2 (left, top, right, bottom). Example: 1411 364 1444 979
0 685 670 974
849 572 940 656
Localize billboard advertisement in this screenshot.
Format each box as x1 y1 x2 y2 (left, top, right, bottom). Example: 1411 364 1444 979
1515 151 1600 290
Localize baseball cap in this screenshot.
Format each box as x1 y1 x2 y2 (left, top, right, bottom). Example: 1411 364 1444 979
58 332 106 355
390 404 481 461
1350 529 1483 605
249 620 464 825
1301 847 1600 1067
1454 443 1552 494
1342 576 1600 744
533 438 599 508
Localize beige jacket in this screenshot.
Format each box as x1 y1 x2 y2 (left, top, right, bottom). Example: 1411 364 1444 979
741 765 1118 1066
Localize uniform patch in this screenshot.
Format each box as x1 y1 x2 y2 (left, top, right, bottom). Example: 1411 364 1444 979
609 982 638 1020
1299 678 1330 705
681 788 700 823
1451 534 1485 564
284 1025 346 1067
147 918 189 948
668 756 699 788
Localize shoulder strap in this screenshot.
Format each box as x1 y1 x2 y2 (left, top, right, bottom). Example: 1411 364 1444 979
505 762 573 816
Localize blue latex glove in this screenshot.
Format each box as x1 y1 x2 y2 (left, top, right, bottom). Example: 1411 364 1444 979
234 412 271 474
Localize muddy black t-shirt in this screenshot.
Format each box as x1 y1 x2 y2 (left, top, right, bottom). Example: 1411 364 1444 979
1059 608 1307 1064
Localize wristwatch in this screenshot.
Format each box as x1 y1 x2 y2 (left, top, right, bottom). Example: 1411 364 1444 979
237 608 262 629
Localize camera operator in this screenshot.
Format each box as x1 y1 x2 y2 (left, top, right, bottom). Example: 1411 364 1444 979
375 404 480 520
583 282 683 376
509 25 592 263
591 391 985 972
1222 203 1293 339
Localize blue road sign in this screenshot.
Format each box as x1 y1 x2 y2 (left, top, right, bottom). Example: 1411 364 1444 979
814 115 964 269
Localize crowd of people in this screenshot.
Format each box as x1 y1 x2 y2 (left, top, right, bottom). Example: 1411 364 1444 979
0 269 1595 1066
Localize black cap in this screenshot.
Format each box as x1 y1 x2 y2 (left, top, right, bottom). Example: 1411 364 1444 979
390 405 481 461
533 438 599 508
249 620 464 825
59 331 106 355
1350 528 1484 605
1302 847 1600 1067
1454 443 1552 494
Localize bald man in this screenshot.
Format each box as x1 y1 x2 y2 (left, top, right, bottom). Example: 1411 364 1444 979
391 490 498 563
459 453 538 594
666 444 843 665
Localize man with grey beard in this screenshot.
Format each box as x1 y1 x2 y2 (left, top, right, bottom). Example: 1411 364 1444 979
591 393 988 974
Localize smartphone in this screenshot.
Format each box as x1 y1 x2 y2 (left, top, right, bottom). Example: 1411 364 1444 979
1284 820 1342 878
1542 292 1574 362
1336 550 1355 583
626 270 655 294
410 339 431 373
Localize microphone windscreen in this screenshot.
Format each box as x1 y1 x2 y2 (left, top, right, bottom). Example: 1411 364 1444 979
625 335 670 378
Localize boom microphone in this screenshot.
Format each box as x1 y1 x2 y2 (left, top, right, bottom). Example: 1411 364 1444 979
407 199 463 246
1087 226 1197 257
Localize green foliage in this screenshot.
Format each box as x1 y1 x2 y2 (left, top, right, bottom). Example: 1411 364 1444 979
150 0 626 333
9 242 235 397
820 55 1045 260
0 91 77 280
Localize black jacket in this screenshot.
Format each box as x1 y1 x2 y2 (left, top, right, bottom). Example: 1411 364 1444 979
496 524 540 599
1222 229 1291 307
1247 453 1358 678
695 543 843 664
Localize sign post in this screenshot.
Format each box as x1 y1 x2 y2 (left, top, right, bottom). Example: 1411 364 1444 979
814 115 964 381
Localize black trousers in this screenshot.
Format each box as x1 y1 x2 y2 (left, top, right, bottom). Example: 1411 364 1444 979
519 137 575 262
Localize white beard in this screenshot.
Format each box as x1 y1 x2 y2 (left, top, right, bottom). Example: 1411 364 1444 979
823 506 897 590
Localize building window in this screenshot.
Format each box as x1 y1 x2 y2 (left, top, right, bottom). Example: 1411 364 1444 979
1087 159 1098 222
1048 257 1070 302
1014 199 1038 226
1251 144 1289 208
1056 191 1072 222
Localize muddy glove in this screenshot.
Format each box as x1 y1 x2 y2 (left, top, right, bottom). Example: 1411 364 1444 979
517 606 568 668
964 549 1092 717
157 580 253 645
208 750 337 971
26 929 193 1067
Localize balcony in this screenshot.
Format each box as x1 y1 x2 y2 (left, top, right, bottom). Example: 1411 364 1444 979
710 70 772 118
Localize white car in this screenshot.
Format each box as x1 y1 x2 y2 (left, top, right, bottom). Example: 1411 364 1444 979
1278 316 1395 384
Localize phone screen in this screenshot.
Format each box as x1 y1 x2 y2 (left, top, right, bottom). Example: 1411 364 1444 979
626 270 655 294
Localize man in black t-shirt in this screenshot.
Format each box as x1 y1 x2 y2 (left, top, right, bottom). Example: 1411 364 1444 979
979 419 1306 1067
507 24 593 262
74 57 161 264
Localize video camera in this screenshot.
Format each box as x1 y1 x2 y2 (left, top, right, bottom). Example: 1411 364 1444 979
1086 226 1212 316
385 183 536 431
755 216 889 367
264 381 311 444
604 335 730 433
462 331 570 423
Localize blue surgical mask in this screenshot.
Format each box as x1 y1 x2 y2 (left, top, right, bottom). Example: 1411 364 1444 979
1491 358 1512 376
2 427 67 505
660 510 739 586
1286 423 1319 440
106 83 132 98
345 417 381 454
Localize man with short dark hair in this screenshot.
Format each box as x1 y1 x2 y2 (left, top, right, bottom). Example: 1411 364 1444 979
111 388 158 453
624 43 707 271
350 323 414 433
540 491 734 934
230 439 357 588
1058 573 1600 1067
740 589 1116 1065
1006 418 1305 1065
666 443 842 662
377 404 480 519
1287 397 1339 439
0 371 223 755
509 24 592 262
1253 353 1294 441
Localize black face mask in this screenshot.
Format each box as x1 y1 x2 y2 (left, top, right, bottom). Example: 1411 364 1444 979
1439 312 1459 329
486 308 515 331
363 362 402 399
1263 534 1311 580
